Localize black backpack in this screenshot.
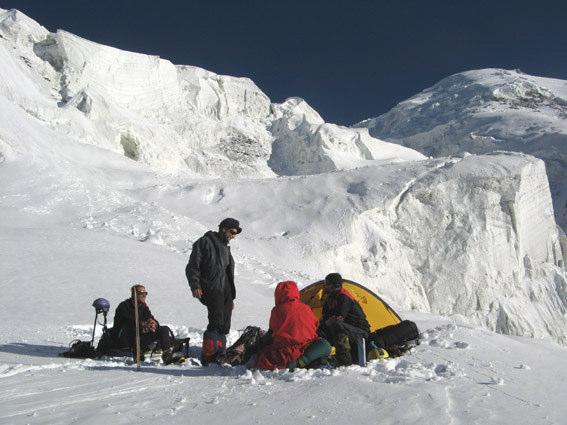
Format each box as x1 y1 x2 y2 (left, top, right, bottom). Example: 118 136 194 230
61 297 111 359
60 339 98 359
95 326 119 356
369 320 420 357
217 326 266 366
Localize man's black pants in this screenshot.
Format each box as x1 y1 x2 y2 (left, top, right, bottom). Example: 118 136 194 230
202 289 233 335
318 318 368 362
116 325 172 353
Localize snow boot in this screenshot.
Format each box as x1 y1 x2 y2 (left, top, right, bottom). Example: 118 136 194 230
162 348 174 364
162 348 185 365
201 330 225 365
367 341 389 360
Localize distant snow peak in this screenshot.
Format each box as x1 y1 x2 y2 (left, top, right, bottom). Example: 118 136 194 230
357 68 567 231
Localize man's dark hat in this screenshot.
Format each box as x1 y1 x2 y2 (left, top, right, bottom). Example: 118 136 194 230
324 273 343 288
219 217 242 234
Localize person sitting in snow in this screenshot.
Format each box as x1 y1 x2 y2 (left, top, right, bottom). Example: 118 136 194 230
317 273 370 366
111 284 178 364
253 281 323 370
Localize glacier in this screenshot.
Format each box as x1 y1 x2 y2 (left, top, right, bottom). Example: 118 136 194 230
0 7 566 345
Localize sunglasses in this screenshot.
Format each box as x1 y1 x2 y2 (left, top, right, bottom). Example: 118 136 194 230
227 229 238 235
136 291 148 296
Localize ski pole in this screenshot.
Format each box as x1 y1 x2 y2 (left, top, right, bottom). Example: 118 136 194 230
90 311 99 348
133 287 141 370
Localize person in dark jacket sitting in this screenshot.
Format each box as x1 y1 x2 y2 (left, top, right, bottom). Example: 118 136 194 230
317 273 370 366
185 218 241 365
112 284 176 364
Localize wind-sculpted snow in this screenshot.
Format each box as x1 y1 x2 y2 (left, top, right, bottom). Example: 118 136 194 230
357 68 567 231
0 8 423 179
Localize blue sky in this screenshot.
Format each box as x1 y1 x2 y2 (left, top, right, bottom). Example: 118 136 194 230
2 0 566 125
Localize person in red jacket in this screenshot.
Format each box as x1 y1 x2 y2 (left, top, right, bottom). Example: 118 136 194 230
254 281 319 370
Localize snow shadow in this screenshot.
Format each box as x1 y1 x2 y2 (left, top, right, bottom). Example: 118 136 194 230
84 362 247 378
0 343 63 358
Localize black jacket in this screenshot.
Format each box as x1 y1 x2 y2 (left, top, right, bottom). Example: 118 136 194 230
185 231 236 299
321 289 370 334
111 298 157 339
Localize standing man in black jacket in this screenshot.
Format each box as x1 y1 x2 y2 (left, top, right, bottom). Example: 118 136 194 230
317 273 370 366
185 218 241 365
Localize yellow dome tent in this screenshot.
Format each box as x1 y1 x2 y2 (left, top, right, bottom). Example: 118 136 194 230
299 279 401 332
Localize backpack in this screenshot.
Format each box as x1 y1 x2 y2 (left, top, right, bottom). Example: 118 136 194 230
217 326 266 366
369 320 420 357
95 326 119 356
60 339 98 359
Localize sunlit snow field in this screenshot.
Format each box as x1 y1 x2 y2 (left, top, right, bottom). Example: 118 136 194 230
1 7 566 425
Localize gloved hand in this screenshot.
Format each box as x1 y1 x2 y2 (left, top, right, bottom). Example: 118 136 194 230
142 318 158 333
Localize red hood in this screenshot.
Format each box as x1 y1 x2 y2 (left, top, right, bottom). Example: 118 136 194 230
274 281 299 305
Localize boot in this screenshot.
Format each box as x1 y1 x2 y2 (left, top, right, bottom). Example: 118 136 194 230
335 334 352 366
162 348 174 365
219 334 227 355
201 338 216 365
162 348 185 365
201 330 222 365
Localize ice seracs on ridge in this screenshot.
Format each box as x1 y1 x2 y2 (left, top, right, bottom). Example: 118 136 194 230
0 7 422 178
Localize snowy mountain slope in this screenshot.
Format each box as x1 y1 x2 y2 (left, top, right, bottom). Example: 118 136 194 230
0 7 423 179
2 82 565 342
1 8 567 425
356 68 567 231
0 8 566 341
1 176 566 424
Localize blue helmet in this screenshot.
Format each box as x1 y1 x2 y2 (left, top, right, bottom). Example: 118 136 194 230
92 298 110 314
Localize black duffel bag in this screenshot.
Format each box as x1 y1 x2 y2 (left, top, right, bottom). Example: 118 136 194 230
369 320 420 356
